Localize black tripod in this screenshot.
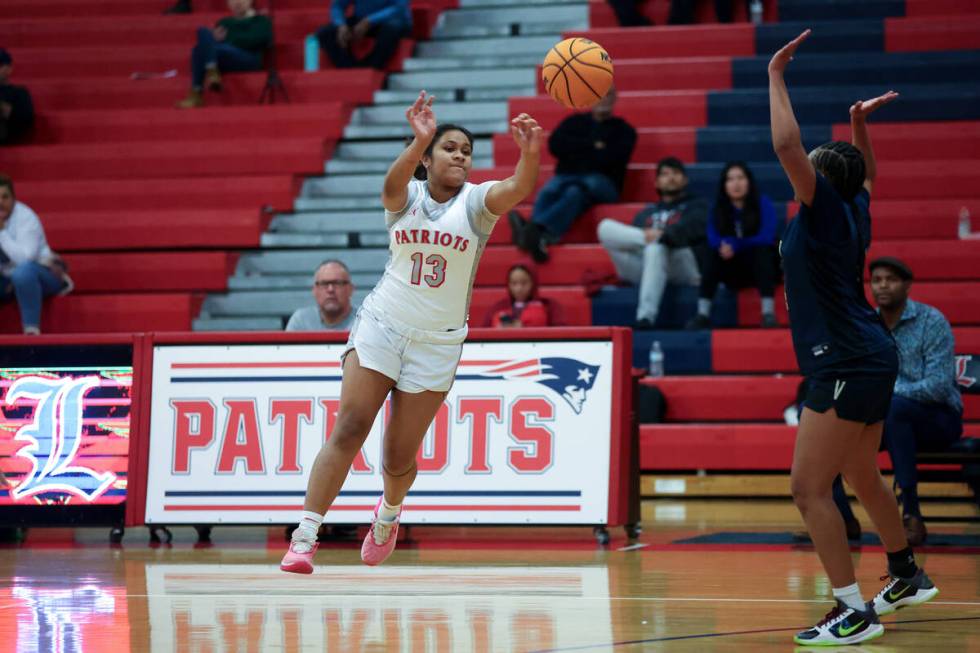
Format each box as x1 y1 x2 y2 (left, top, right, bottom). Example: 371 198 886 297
259 0 289 104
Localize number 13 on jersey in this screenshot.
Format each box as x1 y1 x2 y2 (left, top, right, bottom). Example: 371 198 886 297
410 252 447 288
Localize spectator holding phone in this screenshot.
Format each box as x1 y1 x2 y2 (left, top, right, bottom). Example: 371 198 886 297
483 262 564 328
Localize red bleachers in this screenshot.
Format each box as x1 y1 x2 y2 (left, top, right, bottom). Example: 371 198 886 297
642 375 801 422
33 104 350 144
62 252 237 292
640 423 980 471
470 287 591 327
0 293 199 334
26 70 382 111
886 16 980 52
831 121 980 160
43 209 267 251
905 0 980 17
646 374 979 423
3 138 329 181
739 281 980 327
17 176 296 213
712 328 980 374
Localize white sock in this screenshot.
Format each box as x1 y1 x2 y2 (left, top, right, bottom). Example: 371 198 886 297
832 582 865 612
697 298 712 317
761 297 775 316
378 499 401 522
293 510 323 542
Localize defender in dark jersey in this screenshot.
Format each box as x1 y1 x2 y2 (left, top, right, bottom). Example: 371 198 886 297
769 30 939 646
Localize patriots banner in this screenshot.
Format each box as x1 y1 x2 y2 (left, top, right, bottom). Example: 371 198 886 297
145 340 615 525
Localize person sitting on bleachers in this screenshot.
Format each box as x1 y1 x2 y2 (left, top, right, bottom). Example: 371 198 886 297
317 0 412 71
606 0 653 26
0 175 73 335
686 161 779 329
870 256 963 545
0 49 35 145
482 261 565 328
596 156 707 329
511 87 637 263
176 0 273 109
285 259 357 331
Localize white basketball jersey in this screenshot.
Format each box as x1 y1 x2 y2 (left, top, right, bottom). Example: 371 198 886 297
363 179 499 331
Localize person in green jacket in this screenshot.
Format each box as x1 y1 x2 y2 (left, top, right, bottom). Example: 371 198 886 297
177 0 272 109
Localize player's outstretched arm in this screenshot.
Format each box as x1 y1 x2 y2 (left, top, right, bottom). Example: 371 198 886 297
485 113 543 215
769 29 816 206
382 91 436 212
849 91 898 195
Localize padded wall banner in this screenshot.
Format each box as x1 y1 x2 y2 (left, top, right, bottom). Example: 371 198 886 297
145 341 613 525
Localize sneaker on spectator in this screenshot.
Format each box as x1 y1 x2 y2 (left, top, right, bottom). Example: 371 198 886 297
205 68 222 92
176 89 203 109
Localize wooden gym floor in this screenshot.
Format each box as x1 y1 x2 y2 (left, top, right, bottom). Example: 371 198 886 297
1 498 978 652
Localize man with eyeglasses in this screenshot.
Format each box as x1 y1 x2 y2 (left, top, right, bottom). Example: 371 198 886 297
286 259 357 331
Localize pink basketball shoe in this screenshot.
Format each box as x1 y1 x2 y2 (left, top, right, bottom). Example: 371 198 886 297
280 539 318 574
361 498 401 566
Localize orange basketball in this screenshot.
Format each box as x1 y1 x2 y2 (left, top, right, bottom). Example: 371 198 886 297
542 38 614 110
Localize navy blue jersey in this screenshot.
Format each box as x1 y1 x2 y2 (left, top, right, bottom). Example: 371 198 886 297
780 174 894 376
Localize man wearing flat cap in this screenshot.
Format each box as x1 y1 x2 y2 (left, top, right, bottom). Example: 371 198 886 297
0 49 34 145
869 256 963 545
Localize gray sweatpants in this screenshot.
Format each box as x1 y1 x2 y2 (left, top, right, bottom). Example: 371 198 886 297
597 219 701 322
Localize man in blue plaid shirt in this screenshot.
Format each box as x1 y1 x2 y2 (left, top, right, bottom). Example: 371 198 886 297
870 256 963 545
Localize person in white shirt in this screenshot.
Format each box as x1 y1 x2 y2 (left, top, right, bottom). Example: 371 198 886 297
285 259 356 332
0 175 72 334
282 91 542 573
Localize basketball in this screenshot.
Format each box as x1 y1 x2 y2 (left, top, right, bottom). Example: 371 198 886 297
542 38 615 110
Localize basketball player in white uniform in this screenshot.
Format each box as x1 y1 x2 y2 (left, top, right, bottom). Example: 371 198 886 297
282 91 543 572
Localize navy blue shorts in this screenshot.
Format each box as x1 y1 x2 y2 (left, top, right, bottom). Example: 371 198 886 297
804 346 899 425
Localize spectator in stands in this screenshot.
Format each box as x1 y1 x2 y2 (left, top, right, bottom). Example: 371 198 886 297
511 87 637 263
686 161 779 329
286 259 357 331
0 49 35 145
669 0 751 23
317 0 412 70
0 175 73 335
870 256 963 545
483 261 565 328
176 0 273 109
597 156 707 329
606 0 653 26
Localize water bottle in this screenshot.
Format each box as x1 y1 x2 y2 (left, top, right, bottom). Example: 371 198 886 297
958 206 972 239
648 341 664 378
304 34 320 72
749 0 764 24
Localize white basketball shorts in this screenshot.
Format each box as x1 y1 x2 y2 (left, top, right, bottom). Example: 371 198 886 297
343 306 467 393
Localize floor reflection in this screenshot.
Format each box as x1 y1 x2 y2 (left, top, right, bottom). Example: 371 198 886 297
147 564 612 652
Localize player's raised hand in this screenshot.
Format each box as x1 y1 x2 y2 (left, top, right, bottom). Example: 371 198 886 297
511 113 543 155
850 91 899 121
768 29 810 75
406 91 436 145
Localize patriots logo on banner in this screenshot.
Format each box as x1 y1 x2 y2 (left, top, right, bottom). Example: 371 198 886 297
6 375 116 502
470 357 600 414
